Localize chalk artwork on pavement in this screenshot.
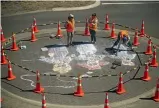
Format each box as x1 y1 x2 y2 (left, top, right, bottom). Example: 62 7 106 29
75 44 109 70
105 44 136 66
20 73 77 89
39 46 72 74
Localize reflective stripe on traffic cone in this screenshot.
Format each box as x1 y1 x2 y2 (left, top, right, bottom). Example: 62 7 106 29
153 78 159 102
140 20 145 37
11 33 19 51
110 23 117 39
141 63 151 81
1 46 8 65
116 72 126 95
56 21 63 38
133 30 140 46
33 17 39 33
42 93 46 108
104 92 110 108
145 39 153 55
34 71 44 93
31 24 37 42
7 61 16 81
104 14 110 30
1 27 6 42
74 74 84 97
149 47 158 67
83 18 90 36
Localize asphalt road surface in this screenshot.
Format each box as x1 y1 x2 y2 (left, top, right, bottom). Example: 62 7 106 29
1 2 159 108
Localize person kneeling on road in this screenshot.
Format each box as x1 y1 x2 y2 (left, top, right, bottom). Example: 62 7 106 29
111 30 132 55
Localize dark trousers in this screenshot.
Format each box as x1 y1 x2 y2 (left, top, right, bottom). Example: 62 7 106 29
67 32 74 45
90 29 96 42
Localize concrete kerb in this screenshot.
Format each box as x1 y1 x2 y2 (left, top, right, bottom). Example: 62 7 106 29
1 0 100 17
2 26 159 108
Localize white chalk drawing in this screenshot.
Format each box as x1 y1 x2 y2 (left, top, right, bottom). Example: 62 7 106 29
41 47 48 51
39 46 72 74
86 71 93 74
20 73 77 89
75 44 109 70
105 44 136 66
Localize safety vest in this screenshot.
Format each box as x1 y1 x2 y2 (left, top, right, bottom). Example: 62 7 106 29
89 17 98 30
120 30 129 38
66 20 74 32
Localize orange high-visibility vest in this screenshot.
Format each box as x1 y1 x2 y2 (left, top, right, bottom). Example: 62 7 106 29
89 17 98 30
66 20 74 32
120 30 129 38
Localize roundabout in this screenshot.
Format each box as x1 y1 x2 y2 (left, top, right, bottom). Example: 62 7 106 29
1 19 159 107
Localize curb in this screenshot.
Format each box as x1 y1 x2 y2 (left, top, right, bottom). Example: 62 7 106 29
52 0 100 11
1 0 100 17
2 27 159 108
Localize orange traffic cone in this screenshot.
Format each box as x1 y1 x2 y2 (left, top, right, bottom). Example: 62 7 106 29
33 17 39 33
74 74 84 97
34 71 44 93
42 93 46 108
104 14 110 30
141 63 151 81
149 46 158 67
116 72 126 95
153 78 159 102
56 21 63 38
145 39 153 55
11 33 19 51
133 30 140 46
104 92 110 108
1 46 8 65
7 61 16 81
140 20 145 37
1 27 6 42
83 18 90 36
30 24 37 42
110 23 117 39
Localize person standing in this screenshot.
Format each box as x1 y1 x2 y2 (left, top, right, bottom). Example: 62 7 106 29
88 13 98 44
65 14 75 47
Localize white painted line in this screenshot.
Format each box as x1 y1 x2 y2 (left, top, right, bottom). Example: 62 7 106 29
102 2 159 5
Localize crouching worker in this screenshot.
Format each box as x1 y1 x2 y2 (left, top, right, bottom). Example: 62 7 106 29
65 14 75 47
111 30 132 55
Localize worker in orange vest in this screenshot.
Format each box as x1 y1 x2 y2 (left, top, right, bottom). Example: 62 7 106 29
65 14 75 47
111 30 131 55
89 13 98 44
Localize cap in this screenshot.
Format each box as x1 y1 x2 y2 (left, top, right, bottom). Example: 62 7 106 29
92 13 96 16
69 14 74 18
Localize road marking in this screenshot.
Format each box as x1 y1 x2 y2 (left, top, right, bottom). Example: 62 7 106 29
102 2 159 5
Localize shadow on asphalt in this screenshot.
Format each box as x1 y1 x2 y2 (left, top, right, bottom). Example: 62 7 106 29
140 97 153 100
44 44 67 48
